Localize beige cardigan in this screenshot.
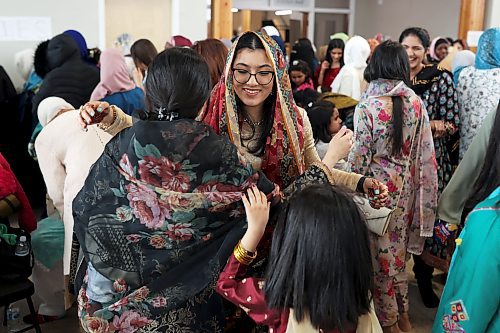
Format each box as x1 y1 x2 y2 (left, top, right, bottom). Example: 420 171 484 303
105 107 361 191
35 110 113 274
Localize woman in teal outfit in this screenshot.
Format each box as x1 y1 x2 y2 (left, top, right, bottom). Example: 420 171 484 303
432 105 500 333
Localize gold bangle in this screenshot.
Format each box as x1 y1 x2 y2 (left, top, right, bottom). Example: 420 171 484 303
97 106 117 131
233 241 257 265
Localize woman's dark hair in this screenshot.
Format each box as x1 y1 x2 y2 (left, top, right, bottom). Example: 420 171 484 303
143 48 210 121
465 102 500 209
191 38 229 88
290 38 317 75
325 38 345 66
364 40 410 155
130 39 158 76
232 32 276 155
306 101 335 144
265 184 373 331
293 88 320 108
289 59 311 85
398 27 431 49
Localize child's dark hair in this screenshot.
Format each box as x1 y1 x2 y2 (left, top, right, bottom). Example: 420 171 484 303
398 27 431 49
293 88 320 108
325 38 345 66
289 59 311 79
364 40 410 155
306 101 335 144
265 184 373 331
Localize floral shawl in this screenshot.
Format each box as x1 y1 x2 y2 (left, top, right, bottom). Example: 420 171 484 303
198 31 305 189
73 118 274 332
348 79 438 254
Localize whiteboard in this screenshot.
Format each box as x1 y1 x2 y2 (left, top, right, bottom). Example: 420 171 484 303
0 16 52 41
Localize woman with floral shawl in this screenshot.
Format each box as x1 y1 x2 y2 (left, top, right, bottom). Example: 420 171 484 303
348 41 438 332
399 27 460 308
73 48 278 332
198 31 384 195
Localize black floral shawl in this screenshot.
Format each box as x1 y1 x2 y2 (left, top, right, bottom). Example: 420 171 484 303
73 118 274 332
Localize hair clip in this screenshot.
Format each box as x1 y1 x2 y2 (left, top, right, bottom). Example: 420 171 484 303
308 102 313 108
156 106 167 120
156 106 179 121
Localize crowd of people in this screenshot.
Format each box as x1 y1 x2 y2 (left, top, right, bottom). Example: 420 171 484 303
0 23 498 333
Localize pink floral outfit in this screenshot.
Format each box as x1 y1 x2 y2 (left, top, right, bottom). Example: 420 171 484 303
348 79 438 326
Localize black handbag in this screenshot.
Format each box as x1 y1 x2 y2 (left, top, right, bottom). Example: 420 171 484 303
0 224 34 281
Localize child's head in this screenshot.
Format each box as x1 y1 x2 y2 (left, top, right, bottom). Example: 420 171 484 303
293 88 320 109
265 184 373 331
306 101 342 143
289 59 311 88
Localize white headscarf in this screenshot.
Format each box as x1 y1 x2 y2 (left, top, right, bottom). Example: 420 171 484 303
331 36 370 100
451 50 476 73
14 49 34 82
37 97 74 127
262 25 280 37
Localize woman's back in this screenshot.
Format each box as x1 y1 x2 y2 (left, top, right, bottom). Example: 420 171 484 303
457 66 500 160
349 80 430 206
101 87 144 115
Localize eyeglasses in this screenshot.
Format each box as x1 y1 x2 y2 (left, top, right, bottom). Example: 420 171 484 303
232 68 274 85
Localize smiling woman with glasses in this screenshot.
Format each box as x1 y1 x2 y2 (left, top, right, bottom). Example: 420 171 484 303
199 30 388 208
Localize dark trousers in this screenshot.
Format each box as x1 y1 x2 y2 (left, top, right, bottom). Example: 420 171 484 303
413 254 434 285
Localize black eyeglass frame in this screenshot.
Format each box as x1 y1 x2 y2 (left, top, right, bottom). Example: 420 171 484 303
231 68 275 85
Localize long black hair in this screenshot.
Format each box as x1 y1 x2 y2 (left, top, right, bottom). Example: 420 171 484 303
232 32 276 155
306 101 335 144
364 40 411 155
143 47 210 121
325 38 345 66
265 184 373 331
465 102 500 209
290 38 317 74
398 27 431 49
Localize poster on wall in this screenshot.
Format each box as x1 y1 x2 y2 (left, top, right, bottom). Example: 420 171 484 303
0 16 52 41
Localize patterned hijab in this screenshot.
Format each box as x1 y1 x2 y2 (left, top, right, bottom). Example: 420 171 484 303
198 31 305 188
475 27 500 70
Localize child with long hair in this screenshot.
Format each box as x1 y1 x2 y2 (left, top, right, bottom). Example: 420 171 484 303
289 59 315 92
217 184 382 333
305 101 347 169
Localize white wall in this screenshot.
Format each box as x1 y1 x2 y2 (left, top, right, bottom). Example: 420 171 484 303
353 0 461 40
0 0 101 90
105 0 172 51
171 0 207 44
485 0 500 28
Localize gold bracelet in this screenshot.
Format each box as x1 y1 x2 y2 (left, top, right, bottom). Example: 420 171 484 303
233 241 257 265
97 106 117 131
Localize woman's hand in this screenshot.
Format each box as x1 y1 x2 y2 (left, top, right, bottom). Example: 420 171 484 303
132 67 144 90
321 60 329 71
241 186 270 252
363 178 389 208
322 126 354 168
78 101 112 130
430 120 446 138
